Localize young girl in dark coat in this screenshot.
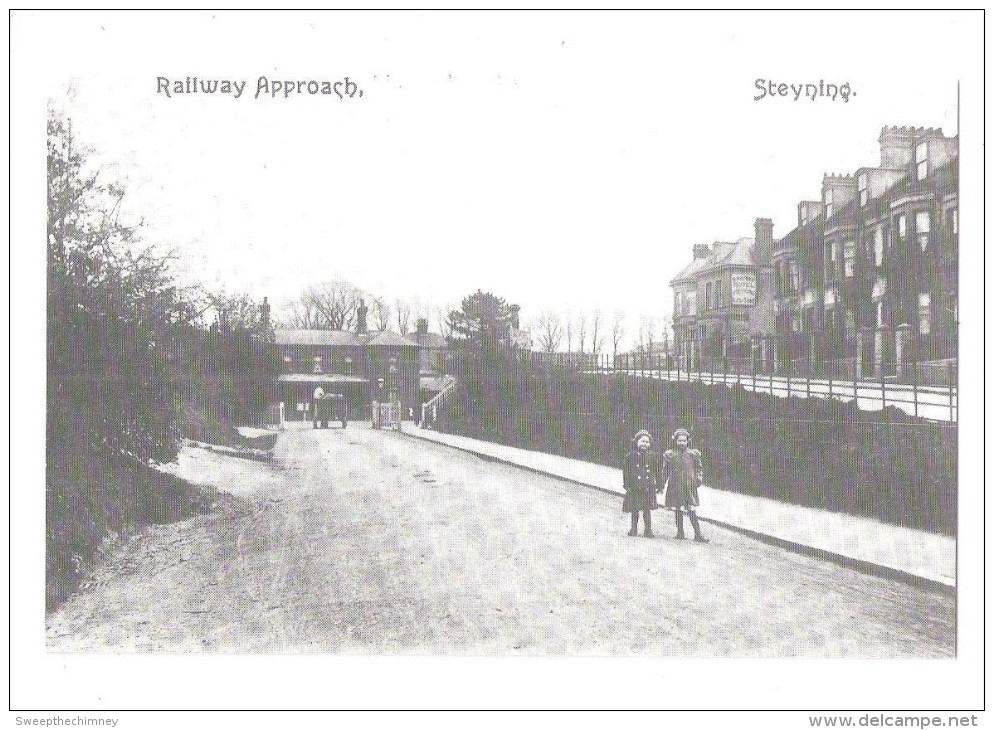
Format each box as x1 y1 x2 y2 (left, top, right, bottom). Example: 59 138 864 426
622 429 661 537
661 428 708 542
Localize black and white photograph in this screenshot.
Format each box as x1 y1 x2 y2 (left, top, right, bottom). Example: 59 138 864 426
10 8 985 720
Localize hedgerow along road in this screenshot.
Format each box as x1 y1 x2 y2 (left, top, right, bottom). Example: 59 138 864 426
47 423 954 656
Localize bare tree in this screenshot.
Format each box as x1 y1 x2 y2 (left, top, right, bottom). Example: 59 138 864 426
369 295 392 331
644 315 657 350
278 296 323 329
577 312 588 354
611 310 626 361
282 280 363 330
395 298 413 334
534 310 563 353
660 314 672 356
590 310 606 356
434 305 454 339
564 314 574 353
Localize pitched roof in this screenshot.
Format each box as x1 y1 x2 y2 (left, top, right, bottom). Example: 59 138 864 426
671 256 710 284
409 332 448 348
697 237 756 274
365 330 418 347
274 329 363 346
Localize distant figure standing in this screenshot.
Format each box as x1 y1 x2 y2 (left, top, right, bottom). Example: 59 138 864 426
661 428 709 542
312 386 326 422
622 429 660 538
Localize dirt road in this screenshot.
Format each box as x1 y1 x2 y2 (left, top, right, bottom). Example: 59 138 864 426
47 424 955 656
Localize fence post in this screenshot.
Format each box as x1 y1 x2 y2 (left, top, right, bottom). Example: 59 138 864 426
827 362 833 401
912 355 919 419
853 356 858 407
948 362 955 421
786 364 791 398
880 367 886 411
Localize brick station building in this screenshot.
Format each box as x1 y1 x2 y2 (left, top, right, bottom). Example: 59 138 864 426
273 301 422 420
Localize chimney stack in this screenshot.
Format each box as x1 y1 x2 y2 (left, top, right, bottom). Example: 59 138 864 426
754 218 774 262
879 126 916 169
356 299 368 334
416 317 428 335
693 244 711 260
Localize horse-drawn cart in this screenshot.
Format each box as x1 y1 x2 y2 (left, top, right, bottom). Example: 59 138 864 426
313 393 348 429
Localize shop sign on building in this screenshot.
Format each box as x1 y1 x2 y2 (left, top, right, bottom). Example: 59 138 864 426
731 272 757 305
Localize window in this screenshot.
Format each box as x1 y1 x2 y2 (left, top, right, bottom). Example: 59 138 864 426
858 172 868 206
916 141 928 181
826 242 839 279
705 282 712 310
313 355 323 373
675 291 684 315
915 211 931 252
825 188 834 218
789 261 799 293
918 293 931 335
951 208 958 236
844 240 855 277
874 227 885 267
876 301 884 328
715 280 723 308
897 214 907 240
775 263 783 296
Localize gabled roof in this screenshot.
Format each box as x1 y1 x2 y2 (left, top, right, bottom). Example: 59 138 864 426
274 329 363 346
365 330 418 347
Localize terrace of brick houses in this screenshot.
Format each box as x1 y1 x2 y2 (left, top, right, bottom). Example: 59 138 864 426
669 125 958 389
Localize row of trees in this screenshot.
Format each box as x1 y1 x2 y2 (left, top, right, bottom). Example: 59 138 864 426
531 310 672 359
277 280 673 360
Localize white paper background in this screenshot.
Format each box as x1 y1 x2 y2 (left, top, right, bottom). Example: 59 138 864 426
9 9 986 719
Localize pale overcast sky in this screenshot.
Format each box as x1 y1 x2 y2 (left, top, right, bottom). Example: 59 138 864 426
24 11 977 343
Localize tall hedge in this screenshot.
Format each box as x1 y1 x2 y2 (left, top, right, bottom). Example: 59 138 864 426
439 352 957 535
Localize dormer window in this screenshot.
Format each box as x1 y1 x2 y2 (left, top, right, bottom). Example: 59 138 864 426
916 141 928 181
858 173 868 206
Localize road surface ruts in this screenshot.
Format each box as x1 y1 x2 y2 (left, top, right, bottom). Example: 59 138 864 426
47 424 955 656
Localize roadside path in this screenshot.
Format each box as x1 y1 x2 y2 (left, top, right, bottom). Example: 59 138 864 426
47 424 954 656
